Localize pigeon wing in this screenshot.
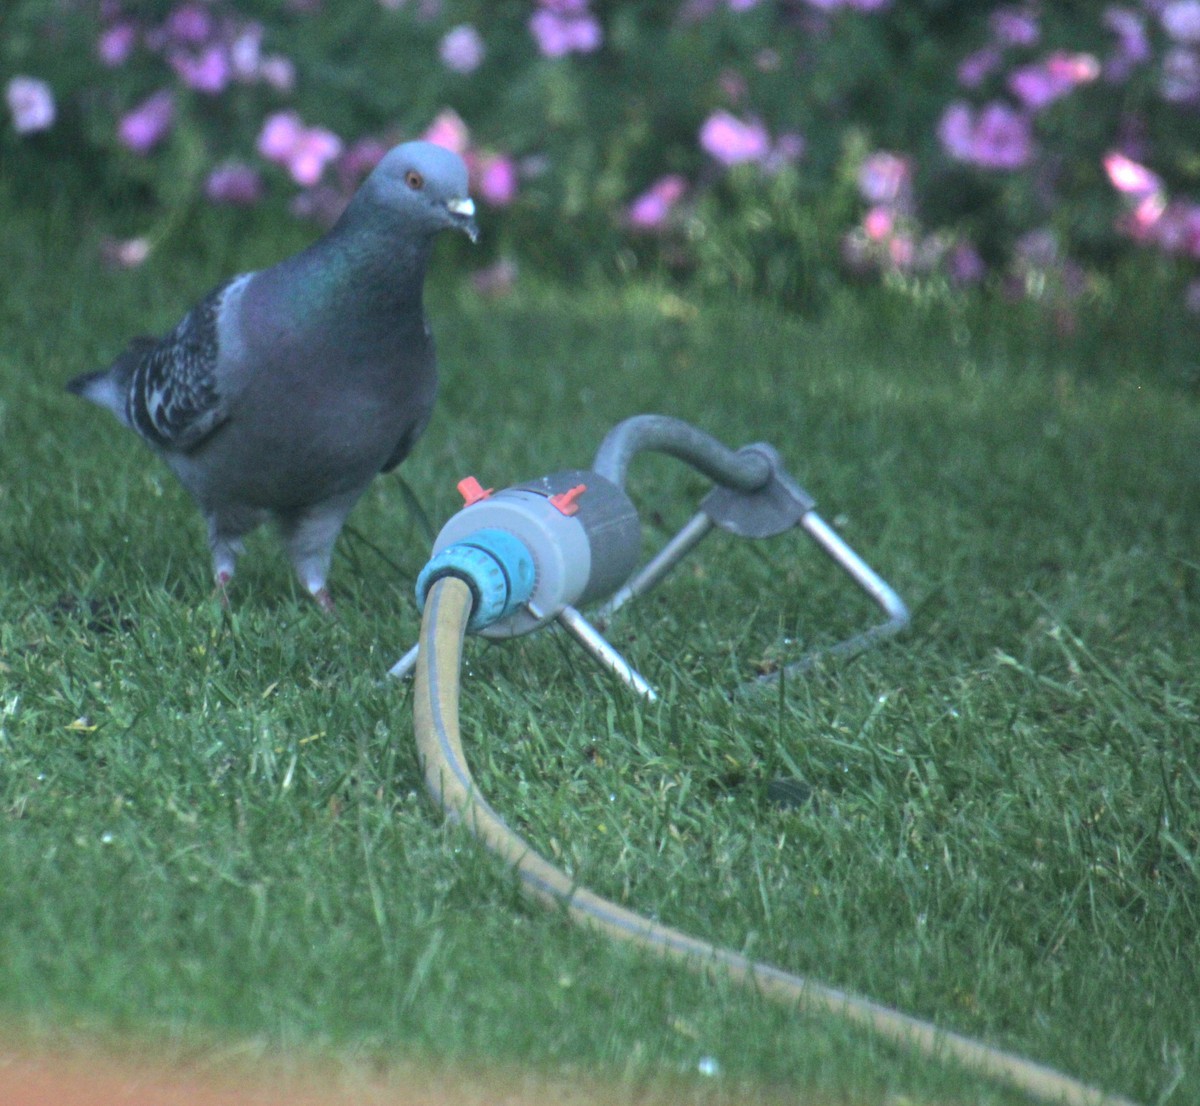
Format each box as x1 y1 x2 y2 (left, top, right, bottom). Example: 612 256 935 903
125 277 244 453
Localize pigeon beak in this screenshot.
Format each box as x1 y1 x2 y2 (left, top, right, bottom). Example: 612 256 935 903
446 197 479 243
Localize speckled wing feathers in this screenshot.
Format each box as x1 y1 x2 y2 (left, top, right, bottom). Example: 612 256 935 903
125 279 236 452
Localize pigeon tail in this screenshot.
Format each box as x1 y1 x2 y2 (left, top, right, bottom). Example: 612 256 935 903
66 339 155 422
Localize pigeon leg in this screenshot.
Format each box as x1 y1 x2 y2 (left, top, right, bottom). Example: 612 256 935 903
277 494 359 613
206 509 262 606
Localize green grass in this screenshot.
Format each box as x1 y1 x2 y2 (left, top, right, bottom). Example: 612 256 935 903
1 184 1198 1106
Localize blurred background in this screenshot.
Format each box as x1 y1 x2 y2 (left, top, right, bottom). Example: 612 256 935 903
5 0 1200 326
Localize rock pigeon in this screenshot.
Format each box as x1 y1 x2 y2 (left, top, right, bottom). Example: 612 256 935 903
68 141 477 612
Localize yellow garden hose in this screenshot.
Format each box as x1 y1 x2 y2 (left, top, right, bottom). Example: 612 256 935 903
412 575 1140 1106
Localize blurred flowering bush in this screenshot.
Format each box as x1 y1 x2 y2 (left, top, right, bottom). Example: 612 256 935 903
4 0 1200 311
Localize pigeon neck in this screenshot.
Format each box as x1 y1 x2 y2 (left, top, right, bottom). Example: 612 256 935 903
319 199 433 315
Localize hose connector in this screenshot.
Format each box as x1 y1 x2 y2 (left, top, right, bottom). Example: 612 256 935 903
415 528 536 633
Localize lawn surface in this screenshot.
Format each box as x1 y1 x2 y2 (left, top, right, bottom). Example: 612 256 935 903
1 184 1197 1105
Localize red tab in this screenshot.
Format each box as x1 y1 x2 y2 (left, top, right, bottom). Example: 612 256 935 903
549 483 587 516
457 476 493 505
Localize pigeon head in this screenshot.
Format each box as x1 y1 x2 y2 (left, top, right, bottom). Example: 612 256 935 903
362 141 479 243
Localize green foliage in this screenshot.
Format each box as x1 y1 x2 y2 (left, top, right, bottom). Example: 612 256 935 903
5 0 1200 310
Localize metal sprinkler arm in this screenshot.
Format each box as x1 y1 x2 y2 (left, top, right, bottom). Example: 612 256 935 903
391 416 909 697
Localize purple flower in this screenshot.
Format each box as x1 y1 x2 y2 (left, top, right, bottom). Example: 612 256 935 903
857 151 910 205
118 90 175 154
5 76 55 135
1104 7 1151 66
971 102 1035 169
1008 52 1099 110
946 242 986 285
170 44 231 94
938 101 1033 171
699 110 770 165
804 0 892 9
439 24 486 73
762 131 806 172
97 22 138 67
958 46 1002 88
627 174 688 230
529 1 603 57
1161 45 1200 101
990 7 1039 47
165 4 213 45
205 162 264 205
228 24 264 79
258 55 296 92
936 102 975 161
1162 0 1200 43
1014 227 1059 267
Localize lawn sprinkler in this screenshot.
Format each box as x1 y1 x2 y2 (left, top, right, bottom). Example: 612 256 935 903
395 413 1137 1106
389 413 910 693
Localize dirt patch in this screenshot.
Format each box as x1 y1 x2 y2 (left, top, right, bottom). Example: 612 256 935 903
0 1045 794 1106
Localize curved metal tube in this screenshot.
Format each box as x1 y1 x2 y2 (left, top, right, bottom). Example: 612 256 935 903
592 414 771 492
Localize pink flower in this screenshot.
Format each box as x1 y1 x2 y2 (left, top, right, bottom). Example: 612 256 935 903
257 111 343 186
258 110 305 161
118 90 174 154
97 22 138 67
338 137 389 186
288 129 343 187
5 76 55 134
423 108 469 154
471 258 519 297
699 110 770 166
627 174 687 230
1103 151 1163 198
439 24 485 73
170 43 231 94
862 205 894 241
529 1 603 57
1162 0 1200 44
857 151 910 205
101 236 152 269
474 153 519 206
205 162 264 205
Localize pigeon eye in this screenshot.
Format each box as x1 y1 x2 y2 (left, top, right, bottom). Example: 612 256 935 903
404 169 425 191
